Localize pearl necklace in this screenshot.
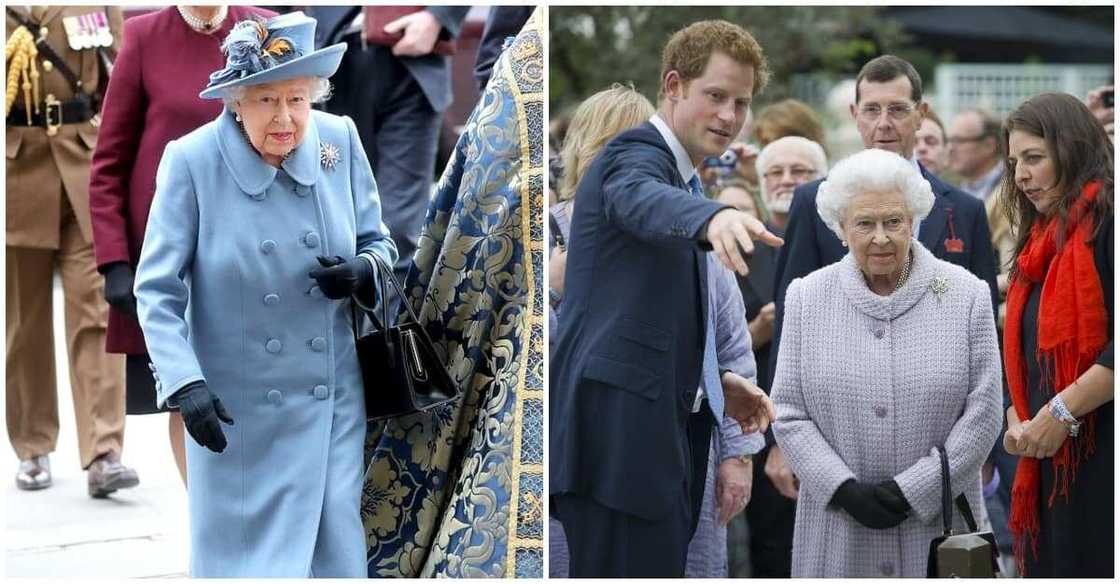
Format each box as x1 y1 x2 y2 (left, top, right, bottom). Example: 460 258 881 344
894 249 914 291
177 6 228 34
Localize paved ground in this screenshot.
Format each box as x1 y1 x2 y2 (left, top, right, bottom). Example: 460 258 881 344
4 279 190 578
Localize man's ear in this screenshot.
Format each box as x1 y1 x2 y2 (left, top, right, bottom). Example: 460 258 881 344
917 101 929 119
664 70 683 102
849 102 858 122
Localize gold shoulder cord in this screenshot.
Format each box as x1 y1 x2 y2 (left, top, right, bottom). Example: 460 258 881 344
5 26 40 123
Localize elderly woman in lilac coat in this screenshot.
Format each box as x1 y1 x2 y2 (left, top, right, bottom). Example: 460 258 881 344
770 148 1002 577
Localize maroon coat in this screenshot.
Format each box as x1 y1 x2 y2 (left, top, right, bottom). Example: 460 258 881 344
89 6 274 354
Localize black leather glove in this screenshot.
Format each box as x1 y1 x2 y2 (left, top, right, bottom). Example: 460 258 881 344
875 479 911 514
830 479 909 529
102 262 137 318
307 255 375 300
168 381 234 453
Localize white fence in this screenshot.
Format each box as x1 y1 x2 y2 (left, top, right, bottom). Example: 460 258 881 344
933 63 1113 120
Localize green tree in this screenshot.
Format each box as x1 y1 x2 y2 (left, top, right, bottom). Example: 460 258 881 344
550 6 916 113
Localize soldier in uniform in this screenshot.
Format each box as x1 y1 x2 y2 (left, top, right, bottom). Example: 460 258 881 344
5 6 137 497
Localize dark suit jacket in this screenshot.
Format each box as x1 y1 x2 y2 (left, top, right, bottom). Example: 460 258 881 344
473 6 534 91
767 165 1000 412
310 6 469 112
736 223 781 393
549 122 730 521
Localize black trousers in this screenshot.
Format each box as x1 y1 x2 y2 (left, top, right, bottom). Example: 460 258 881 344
687 402 715 537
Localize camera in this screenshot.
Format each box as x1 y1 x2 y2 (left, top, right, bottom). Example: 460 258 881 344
1103 89 1114 109
702 149 738 171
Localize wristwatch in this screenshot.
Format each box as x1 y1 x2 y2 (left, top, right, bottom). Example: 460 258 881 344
1049 395 1081 437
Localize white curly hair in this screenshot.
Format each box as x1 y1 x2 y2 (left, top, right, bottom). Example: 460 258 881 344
220 76 332 109
816 148 935 241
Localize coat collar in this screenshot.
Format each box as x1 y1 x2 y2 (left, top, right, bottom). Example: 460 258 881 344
216 107 319 198
839 239 940 321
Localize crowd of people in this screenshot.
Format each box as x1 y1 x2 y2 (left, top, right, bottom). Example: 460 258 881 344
6 5 542 578
547 18 1113 579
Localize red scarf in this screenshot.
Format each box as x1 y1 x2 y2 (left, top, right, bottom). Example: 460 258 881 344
1004 181 1108 574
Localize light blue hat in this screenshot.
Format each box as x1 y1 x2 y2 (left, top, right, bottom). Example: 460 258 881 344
199 11 345 100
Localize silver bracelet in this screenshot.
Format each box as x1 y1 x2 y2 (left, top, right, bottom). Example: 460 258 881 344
1049 394 1081 437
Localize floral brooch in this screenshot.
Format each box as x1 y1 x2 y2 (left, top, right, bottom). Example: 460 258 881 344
930 276 950 303
320 141 340 171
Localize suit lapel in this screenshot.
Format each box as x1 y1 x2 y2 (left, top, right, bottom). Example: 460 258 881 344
919 167 951 258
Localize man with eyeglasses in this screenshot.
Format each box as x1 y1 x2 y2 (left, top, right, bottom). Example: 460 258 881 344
947 108 1005 202
769 54 999 430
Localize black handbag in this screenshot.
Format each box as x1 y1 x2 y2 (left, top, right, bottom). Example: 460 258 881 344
350 254 459 421
927 446 1002 577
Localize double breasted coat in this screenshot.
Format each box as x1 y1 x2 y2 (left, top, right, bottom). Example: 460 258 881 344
134 108 397 577
771 242 1003 578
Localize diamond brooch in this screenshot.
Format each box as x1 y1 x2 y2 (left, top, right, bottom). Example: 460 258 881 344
931 276 950 303
320 142 340 171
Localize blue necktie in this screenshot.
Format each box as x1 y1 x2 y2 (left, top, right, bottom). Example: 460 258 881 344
688 175 724 421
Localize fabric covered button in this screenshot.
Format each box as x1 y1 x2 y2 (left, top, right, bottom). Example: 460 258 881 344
295 184 311 197
263 293 280 306
313 385 328 400
260 240 277 254
310 337 327 352
880 562 894 576
873 327 885 339
875 405 888 418
303 232 320 248
266 338 282 353
267 389 282 404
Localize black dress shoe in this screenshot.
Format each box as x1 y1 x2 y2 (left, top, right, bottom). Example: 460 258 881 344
16 455 51 491
87 452 139 498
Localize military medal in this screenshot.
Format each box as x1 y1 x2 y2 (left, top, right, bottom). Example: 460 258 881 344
83 13 98 48
94 12 113 47
62 15 82 50
77 14 92 49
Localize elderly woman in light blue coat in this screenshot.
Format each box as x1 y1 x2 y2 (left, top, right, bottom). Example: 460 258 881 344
134 12 397 577
770 149 1002 577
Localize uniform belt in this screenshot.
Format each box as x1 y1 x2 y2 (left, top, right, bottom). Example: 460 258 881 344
6 96 94 128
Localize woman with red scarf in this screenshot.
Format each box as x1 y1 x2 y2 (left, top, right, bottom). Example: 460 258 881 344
1000 92 1114 578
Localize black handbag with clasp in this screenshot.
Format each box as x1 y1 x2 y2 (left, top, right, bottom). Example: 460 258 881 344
350 253 459 421
927 446 1002 578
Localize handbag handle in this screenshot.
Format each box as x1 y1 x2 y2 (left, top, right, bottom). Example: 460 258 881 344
348 253 448 374
937 446 980 536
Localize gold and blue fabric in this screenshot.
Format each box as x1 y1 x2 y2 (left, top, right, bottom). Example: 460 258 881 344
361 8 543 578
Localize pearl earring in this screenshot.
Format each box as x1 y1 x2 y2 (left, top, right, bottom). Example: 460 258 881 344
235 113 242 122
